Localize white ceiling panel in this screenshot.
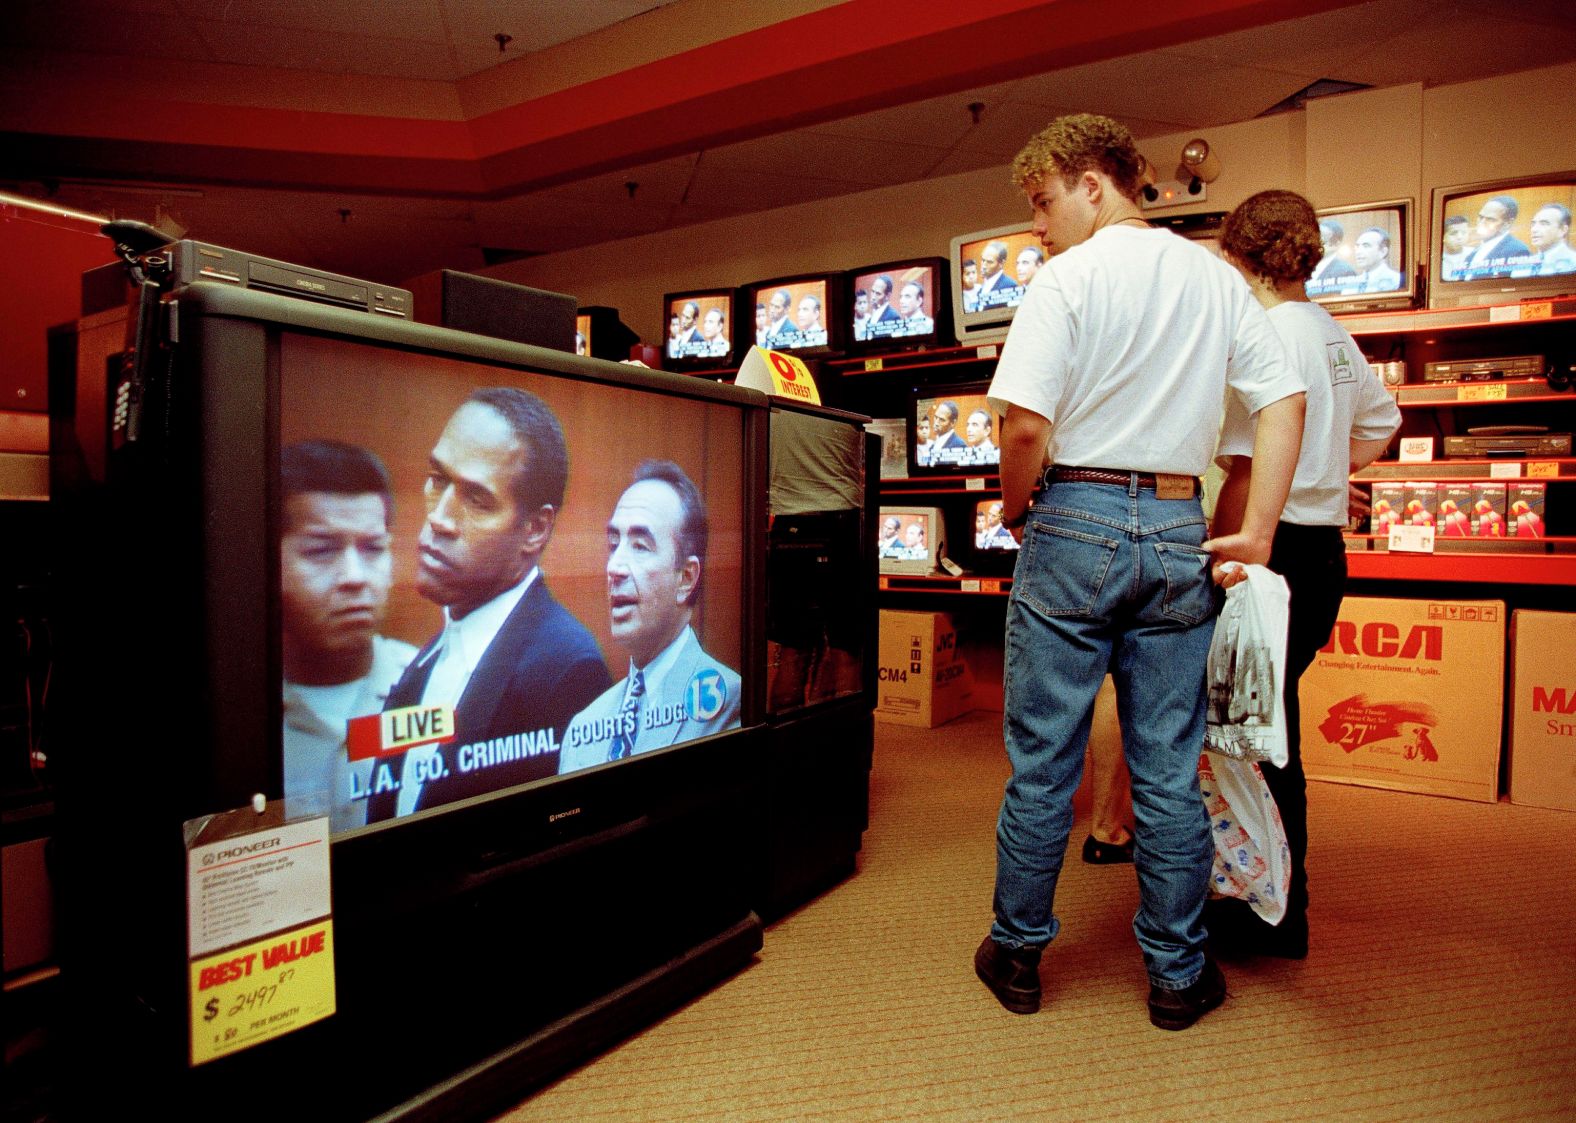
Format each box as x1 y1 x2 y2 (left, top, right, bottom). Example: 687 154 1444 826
702 130 952 187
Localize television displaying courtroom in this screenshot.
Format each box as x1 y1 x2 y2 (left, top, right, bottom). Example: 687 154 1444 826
279 331 749 832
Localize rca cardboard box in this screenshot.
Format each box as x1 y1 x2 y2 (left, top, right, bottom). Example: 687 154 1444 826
876 609 974 728
1508 610 1576 812
1301 596 1505 802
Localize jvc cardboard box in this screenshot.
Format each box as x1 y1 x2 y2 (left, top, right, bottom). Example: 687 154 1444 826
1508 610 1576 812
876 610 974 727
1301 596 1504 802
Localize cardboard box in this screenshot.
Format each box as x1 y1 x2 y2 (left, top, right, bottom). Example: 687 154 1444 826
1300 596 1504 802
1468 482 1506 537
1508 610 1576 812
875 609 974 727
1508 481 1546 538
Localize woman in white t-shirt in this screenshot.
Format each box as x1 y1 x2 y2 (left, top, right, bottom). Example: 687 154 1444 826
1209 190 1402 959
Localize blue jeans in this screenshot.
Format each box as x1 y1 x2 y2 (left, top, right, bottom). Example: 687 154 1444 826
991 476 1217 990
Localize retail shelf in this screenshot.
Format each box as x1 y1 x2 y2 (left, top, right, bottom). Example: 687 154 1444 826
878 573 1012 595
1394 381 1571 407
879 474 1000 496
1343 537 1576 584
1336 294 1576 336
1354 458 1574 481
826 343 999 376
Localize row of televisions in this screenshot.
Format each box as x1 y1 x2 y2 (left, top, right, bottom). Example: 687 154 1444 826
649 170 1576 374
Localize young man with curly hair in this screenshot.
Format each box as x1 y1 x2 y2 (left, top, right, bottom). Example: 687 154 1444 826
1209 189 1401 958
974 114 1307 1029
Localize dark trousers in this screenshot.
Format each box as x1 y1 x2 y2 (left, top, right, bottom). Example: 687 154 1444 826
1262 521 1347 933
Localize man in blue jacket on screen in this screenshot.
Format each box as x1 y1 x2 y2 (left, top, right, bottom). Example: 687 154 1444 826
559 460 740 773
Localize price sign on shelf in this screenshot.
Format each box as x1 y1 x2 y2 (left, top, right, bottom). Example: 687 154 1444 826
1457 384 1507 402
1398 437 1434 462
1387 523 1436 554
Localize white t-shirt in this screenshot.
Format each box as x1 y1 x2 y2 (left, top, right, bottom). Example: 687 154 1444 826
1216 301 1401 526
988 226 1299 477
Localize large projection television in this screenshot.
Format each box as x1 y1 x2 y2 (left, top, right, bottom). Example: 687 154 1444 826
49 282 769 1118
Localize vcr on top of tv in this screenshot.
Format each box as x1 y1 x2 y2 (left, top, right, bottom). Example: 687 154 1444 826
144 241 413 319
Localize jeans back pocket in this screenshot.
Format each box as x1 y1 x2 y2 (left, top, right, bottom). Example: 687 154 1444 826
1016 522 1120 618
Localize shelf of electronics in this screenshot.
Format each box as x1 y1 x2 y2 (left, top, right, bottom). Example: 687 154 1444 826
1343 542 1576 585
878 573 1013 595
1354 458 1575 481
826 343 1000 376
1336 294 1576 336
881 475 1001 496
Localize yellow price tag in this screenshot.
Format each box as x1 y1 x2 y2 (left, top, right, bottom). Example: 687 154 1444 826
863 358 885 372
1520 302 1553 321
1527 461 1559 478
1457 384 1507 402
190 919 336 1065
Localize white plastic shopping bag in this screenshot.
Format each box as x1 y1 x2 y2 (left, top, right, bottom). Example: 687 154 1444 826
1204 563 1290 768
1199 750 1291 924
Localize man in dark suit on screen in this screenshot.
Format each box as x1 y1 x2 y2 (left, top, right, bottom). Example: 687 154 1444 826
365 387 612 821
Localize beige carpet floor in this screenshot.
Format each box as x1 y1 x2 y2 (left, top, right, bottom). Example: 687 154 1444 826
497 709 1576 1122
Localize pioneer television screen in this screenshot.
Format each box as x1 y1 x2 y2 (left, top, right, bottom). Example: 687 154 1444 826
1438 181 1576 282
876 506 944 576
972 498 1020 552
910 382 1001 474
278 333 747 834
957 229 1042 314
848 260 945 346
745 273 841 355
1305 200 1415 312
664 291 736 366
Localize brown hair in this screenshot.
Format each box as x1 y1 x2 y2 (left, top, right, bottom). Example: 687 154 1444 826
1221 190 1324 284
1010 114 1143 201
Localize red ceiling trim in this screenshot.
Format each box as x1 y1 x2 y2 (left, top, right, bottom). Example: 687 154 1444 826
2 0 1366 199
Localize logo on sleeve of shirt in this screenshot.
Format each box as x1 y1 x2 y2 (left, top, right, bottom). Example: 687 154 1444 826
1327 342 1357 386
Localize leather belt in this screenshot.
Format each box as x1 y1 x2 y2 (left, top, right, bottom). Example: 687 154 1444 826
1042 465 1198 499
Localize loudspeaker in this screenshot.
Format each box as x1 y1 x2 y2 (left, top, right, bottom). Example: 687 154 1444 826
1381 361 1406 387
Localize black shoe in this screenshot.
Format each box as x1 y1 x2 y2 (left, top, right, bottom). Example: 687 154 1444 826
974 936 1043 1014
1081 834 1135 865
1147 956 1226 1030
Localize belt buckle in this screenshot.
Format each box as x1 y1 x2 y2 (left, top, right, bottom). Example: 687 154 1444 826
1153 473 1193 500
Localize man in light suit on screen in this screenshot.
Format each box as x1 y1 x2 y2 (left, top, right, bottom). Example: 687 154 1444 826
559 460 741 772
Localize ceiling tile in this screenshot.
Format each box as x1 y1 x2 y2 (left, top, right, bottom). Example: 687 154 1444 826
173 0 450 41
679 164 870 212
1009 51 1316 127
1334 6 1576 87
807 81 1022 148
702 130 952 188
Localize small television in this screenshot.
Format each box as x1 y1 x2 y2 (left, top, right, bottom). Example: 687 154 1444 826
1306 199 1418 314
877 506 945 576
576 305 640 362
844 257 953 355
1428 173 1576 310
743 272 845 358
948 223 1040 345
662 287 740 372
965 497 1020 575
908 380 1001 477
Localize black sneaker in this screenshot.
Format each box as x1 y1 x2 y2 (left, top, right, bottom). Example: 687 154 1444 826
974 936 1043 1014
1147 956 1226 1030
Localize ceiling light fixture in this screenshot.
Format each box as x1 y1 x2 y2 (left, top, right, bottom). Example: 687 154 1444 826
494 32 513 53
